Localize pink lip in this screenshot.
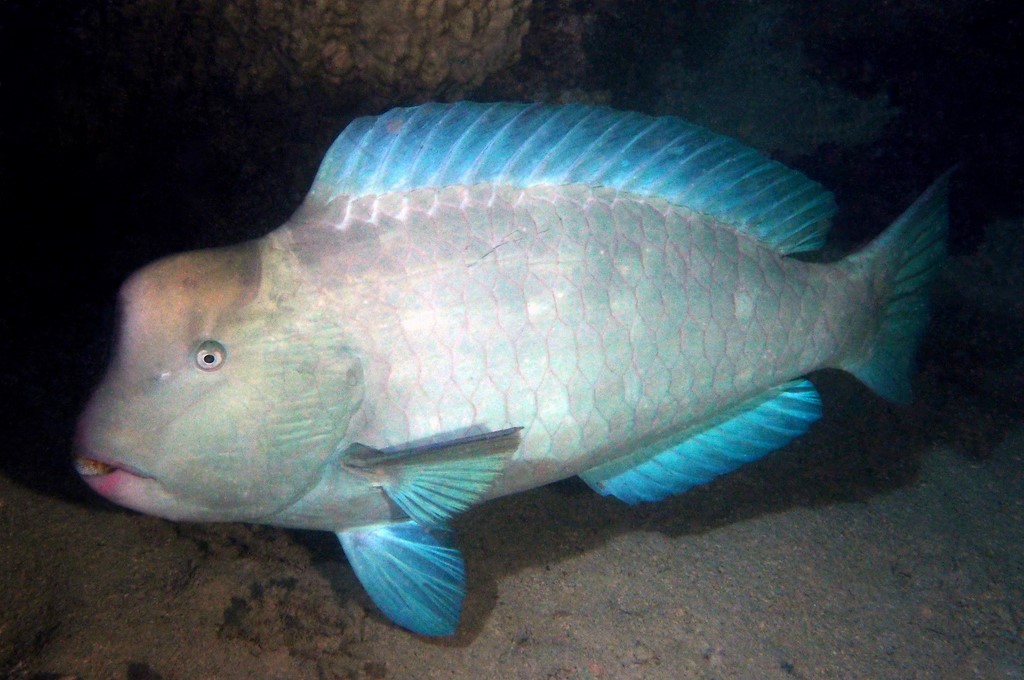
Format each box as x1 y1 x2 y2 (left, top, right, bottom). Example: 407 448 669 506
74 455 153 498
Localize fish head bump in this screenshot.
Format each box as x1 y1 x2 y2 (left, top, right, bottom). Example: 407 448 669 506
75 241 364 522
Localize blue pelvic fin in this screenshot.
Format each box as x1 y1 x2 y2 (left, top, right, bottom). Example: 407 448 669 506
342 427 521 526
305 102 835 255
580 380 822 504
337 521 465 636
840 170 952 404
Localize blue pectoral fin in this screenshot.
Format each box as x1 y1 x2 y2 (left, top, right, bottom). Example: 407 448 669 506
342 426 522 526
581 380 822 504
337 521 466 636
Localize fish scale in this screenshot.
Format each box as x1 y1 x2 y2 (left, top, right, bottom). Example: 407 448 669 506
76 102 950 635
282 183 847 497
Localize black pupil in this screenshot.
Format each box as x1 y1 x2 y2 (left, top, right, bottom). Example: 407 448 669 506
203 353 216 364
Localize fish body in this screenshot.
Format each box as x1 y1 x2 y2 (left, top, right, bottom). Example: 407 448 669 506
76 102 949 635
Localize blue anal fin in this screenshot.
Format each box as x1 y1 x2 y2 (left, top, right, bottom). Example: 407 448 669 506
581 379 822 505
337 520 465 636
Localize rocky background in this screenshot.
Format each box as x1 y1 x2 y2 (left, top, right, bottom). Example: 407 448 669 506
2 1 1022 678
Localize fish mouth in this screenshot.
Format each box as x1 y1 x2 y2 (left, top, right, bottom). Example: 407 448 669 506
74 453 162 509
74 457 117 476
74 455 151 480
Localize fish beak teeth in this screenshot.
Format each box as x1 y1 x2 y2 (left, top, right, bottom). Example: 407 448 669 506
74 457 117 477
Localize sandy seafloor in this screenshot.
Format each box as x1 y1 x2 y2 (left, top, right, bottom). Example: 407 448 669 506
2 2 1023 679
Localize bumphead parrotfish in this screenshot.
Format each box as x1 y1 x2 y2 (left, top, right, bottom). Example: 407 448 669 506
75 102 950 635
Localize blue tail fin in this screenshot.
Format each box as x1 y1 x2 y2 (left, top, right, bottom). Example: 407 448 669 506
842 170 953 403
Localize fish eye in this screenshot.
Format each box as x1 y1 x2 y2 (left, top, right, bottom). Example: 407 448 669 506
194 340 226 371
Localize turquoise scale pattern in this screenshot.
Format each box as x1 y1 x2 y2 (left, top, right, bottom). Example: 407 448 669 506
320 183 831 496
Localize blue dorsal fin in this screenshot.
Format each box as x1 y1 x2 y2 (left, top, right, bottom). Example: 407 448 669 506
337 521 465 636
580 380 822 504
342 427 521 527
305 102 836 254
